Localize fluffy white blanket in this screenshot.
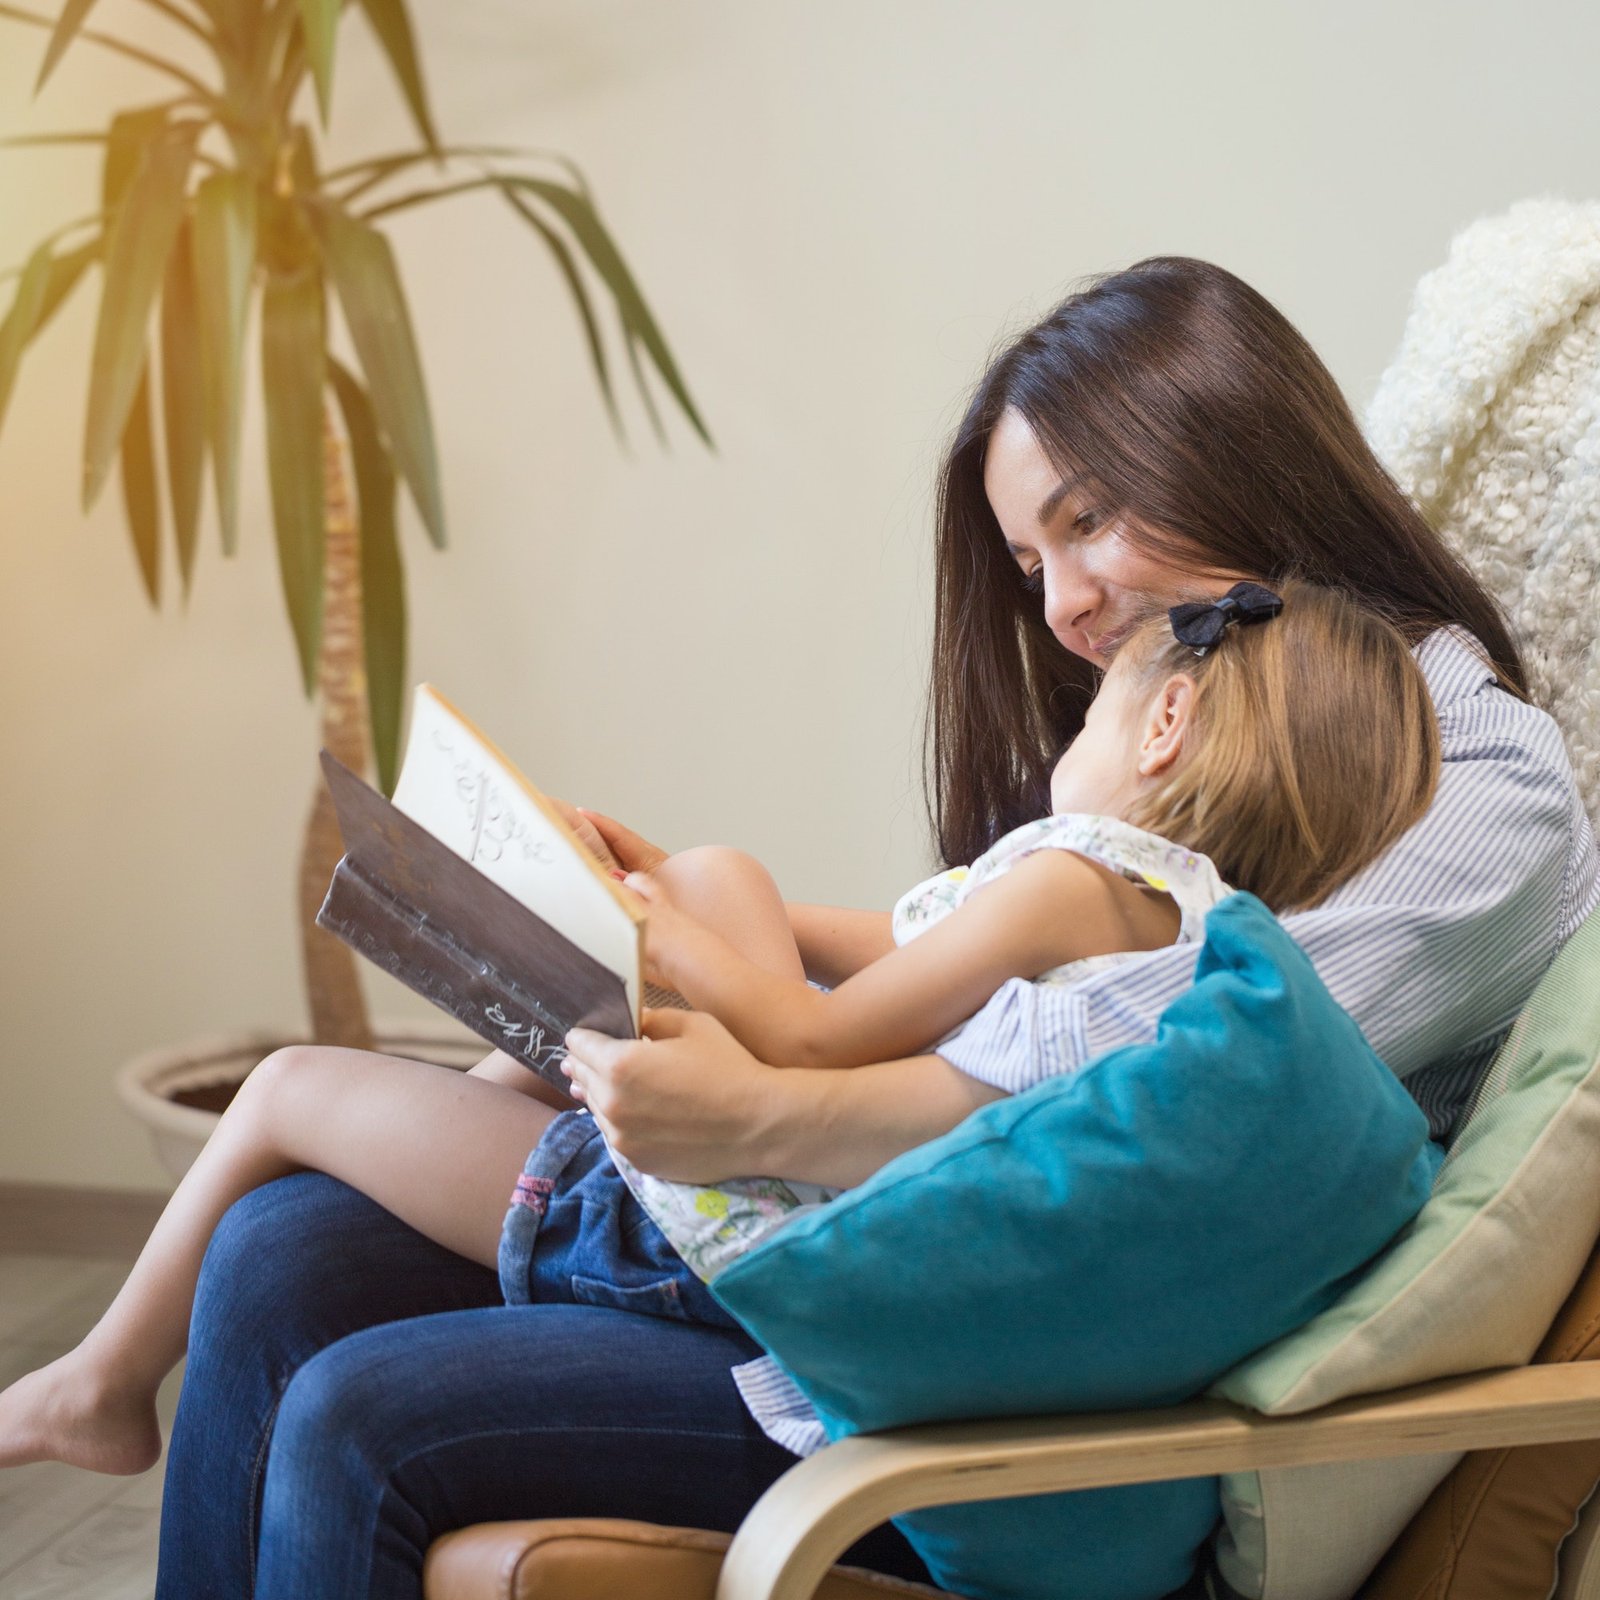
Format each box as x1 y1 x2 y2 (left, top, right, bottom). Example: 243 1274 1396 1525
1365 197 1600 826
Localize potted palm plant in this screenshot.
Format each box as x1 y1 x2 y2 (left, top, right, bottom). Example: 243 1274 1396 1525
0 0 710 1175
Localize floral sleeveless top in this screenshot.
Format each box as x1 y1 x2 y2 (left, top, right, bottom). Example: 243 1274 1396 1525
891 813 1231 985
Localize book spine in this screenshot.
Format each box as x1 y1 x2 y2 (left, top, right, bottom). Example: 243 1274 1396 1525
316 858 575 1092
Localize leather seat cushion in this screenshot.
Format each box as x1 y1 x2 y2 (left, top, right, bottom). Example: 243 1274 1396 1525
422 1518 953 1600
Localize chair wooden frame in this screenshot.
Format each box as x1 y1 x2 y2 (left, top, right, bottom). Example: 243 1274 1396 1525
714 1362 1600 1600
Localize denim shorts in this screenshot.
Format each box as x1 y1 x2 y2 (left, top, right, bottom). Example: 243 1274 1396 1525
497 1109 741 1329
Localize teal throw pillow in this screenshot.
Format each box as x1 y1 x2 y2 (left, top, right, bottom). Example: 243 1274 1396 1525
712 893 1444 1600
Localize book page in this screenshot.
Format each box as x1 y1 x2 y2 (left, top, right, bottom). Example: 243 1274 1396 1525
391 685 642 1026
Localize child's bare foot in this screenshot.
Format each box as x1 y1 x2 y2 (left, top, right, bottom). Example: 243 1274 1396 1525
0 1351 161 1475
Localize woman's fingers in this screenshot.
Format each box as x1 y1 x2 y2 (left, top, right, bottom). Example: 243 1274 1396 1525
577 809 670 874
562 1014 766 1181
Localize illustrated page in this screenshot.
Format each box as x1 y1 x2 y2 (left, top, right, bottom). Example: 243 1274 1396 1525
391 685 641 1022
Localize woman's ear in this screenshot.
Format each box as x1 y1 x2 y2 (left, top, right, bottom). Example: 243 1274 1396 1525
1136 673 1197 778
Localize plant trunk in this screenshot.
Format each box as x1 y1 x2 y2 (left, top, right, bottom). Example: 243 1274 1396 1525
297 402 376 1050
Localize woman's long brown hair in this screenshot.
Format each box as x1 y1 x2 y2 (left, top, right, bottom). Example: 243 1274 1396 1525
926 256 1525 869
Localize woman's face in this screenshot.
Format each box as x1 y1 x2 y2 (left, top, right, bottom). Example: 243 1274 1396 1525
983 406 1250 667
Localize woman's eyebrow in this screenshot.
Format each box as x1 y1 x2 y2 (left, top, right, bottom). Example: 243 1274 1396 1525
1036 475 1081 526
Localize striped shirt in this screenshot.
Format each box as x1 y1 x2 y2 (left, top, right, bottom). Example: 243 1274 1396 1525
733 627 1600 1456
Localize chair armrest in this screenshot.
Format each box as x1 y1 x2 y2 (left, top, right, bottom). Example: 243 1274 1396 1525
718 1362 1600 1600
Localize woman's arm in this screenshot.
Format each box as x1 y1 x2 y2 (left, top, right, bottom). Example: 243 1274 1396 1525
562 1009 1006 1188
641 851 1174 1071
783 903 896 986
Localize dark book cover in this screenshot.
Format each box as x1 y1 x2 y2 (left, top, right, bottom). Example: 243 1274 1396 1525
315 751 636 1091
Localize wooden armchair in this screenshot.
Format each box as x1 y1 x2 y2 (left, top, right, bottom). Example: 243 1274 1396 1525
420 1361 1600 1600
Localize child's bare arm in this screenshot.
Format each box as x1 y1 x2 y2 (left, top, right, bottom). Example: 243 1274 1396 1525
641 852 1176 1071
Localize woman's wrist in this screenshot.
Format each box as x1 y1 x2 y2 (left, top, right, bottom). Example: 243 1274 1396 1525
742 1054 1005 1189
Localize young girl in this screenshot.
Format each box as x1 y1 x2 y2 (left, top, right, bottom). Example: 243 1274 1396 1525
0 577 1438 1479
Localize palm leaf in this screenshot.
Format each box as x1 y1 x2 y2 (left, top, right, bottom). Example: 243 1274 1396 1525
191 170 257 554
119 356 162 604
134 0 211 44
0 128 108 149
0 213 103 285
623 322 667 448
82 121 199 510
0 0 218 99
208 0 259 57
511 177 711 449
261 267 326 693
362 174 712 448
324 144 526 207
500 186 621 441
35 237 100 329
330 357 406 794
0 240 54 435
33 0 101 93
312 201 445 548
160 218 205 594
356 0 438 156
297 0 339 122
102 103 172 215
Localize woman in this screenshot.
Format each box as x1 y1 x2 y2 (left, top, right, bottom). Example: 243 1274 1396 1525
154 258 1598 1598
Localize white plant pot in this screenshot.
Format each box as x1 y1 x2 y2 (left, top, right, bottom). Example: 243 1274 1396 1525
116 1019 488 1182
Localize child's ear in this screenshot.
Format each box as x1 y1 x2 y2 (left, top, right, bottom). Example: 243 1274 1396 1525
1136 673 1197 778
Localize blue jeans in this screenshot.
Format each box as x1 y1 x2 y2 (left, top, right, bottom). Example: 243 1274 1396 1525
497 1109 738 1326
154 1171 931 1599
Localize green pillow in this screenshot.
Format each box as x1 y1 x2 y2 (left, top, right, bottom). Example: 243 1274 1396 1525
713 893 1442 1600
1207 905 1600 1600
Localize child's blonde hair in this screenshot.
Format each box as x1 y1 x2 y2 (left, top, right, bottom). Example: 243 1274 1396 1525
1118 579 1441 912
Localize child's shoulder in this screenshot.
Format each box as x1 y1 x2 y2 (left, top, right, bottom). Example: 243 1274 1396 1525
975 815 1232 935
976 813 1188 875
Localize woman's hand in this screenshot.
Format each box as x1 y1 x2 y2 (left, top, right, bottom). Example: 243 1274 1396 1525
561 1011 1007 1189
561 1009 776 1183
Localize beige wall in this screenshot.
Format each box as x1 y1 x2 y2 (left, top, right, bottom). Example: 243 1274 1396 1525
3 0 1599 1191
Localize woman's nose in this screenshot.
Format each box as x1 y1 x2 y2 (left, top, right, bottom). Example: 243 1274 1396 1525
1040 554 1098 646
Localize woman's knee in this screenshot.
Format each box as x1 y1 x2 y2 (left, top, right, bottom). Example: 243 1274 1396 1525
269 1339 386 1475
193 1173 371 1347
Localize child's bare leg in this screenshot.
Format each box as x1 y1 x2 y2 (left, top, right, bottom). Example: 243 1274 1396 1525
466 1047 580 1107
653 846 805 980
0 1046 558 1476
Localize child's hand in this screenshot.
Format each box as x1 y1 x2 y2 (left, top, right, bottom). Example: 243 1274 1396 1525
618 871 699 991
580 808 671 874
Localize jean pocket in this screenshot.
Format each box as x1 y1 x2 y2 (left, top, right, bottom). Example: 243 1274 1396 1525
568 1271 696 1323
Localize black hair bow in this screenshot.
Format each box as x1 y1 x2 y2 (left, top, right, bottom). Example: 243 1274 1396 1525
1168 582 1284 656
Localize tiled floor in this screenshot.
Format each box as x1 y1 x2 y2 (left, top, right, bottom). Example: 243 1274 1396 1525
0 1255 181 1600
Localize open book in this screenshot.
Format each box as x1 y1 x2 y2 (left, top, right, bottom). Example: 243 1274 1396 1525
315 684 655 1090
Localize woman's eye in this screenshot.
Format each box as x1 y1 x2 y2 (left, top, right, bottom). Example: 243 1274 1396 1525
1074 509 1103 533
1019 566 1044 595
